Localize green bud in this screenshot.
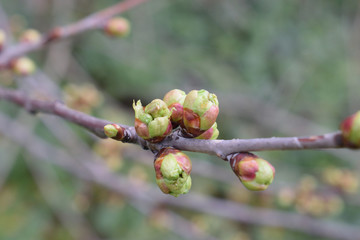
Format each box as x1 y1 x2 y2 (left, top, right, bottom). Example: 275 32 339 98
340 111 360 148
145 99 171 119
182 89 219 137
195 122 219 140
133 99 172 143
11 57 36 76
148 117 171 138
163 89 186 127
104 123 124 141
154 148 192 197
228 152 275 191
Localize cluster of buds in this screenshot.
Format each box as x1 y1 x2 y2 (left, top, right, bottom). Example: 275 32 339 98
131 89 219 196
228 152 275 191
93 138 124 171
322 167 358 194
103 17 130 37
340 111 360 148
64 83 103 113
162 89 220 139
134 89 219 142
133 99 172 143
277 176 344 217
154 148 192 197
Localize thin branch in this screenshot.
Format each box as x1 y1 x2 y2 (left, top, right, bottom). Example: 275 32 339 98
0 87 348 159
0 0 148 67
0 113 358 240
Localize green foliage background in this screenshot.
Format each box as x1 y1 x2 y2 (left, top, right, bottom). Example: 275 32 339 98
1 0 360 239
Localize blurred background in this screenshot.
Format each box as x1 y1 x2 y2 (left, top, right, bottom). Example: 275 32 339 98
0 0 360 239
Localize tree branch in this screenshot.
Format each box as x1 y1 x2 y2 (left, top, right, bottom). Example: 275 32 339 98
0 87 348 159
0 112 358 240
0 0 148 67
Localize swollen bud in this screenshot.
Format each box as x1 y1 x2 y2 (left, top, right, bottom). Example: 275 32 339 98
11 57 36 76
20 29 41 43
195 122 219 140
104 17 130 37
104 123 125 141
133 99 172 143
340 111 360 148
154 148 192 197
228 152 275 191
163 89 186 127
0 29 6 51
182 89 219 137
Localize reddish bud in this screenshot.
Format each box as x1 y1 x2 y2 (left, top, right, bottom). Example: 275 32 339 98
163 89 186 127
154 148 192 197
340 111 360 148
228 152 275 191
182 89 219 137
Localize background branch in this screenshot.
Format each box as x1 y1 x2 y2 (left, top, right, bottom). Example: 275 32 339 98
0 0 148 67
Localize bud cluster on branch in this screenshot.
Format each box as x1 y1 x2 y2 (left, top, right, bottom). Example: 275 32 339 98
131 89 221 196
103 89 278 196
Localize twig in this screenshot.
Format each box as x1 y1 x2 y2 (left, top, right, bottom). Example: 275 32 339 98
0 0 148 67
0 112 358 240
0 87 347 159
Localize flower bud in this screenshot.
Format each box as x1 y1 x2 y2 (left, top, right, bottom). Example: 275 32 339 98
154 148 192 197
163 89 186 127
104 123 125 141
228 152 275 191
11 57 36 76
104 17 130 37
133 99 172 143
20 29 41 43
182 89 219 137
195 122 219 140
340 111 360 148
0 29 6 51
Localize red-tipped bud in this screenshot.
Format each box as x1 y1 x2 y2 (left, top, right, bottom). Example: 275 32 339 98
104 17 130 37
182 89 219 137
154 148 192 197
133 99 172 143
195 122 219 140
340 111 360 148
0 29 6 51
163 89 186 127
11 57 36 76
228 152 275 191
20 29 41 43
104 124 125 141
